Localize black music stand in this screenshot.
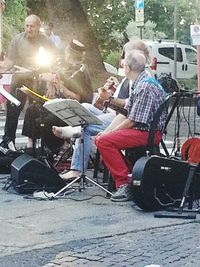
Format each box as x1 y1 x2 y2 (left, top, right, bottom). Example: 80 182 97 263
43 98 113 197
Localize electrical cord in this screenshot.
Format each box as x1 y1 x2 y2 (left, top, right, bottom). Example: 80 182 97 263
24 192 109 201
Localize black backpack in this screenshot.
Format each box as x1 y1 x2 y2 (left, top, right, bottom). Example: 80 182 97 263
157 73 180 94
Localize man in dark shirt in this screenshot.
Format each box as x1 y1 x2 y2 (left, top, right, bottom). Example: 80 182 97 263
0 14 56 150
22 39 93 153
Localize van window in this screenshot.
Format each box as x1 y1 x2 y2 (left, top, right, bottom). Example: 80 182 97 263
158 47 183 62
185 48 197 64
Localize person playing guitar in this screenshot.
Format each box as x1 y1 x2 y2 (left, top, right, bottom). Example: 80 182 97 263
94 76 119 110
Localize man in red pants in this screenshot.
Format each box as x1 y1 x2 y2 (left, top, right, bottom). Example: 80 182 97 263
95 50 167 202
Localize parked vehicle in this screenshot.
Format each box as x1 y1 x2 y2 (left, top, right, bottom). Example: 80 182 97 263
118 40 197 80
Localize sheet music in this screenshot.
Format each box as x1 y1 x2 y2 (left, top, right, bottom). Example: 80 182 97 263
43 98 103 126
0 85 21 106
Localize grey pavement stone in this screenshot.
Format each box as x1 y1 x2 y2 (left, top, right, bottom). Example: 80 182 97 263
1 105 200 266
1 220 200 266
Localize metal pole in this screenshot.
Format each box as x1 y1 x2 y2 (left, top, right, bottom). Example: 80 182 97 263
173 0 177 79
139 26 143 39
197 46 200 91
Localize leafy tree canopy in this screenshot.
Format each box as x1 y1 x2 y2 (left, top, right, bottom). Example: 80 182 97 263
2 0 200 57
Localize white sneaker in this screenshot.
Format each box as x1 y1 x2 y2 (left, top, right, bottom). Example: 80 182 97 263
8 141 17 151
33 191 55 199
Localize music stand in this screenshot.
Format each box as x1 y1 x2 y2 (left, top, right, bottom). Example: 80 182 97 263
43 98 113 197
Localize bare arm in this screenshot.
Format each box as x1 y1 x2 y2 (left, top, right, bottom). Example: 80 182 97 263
97 114 135 138
113 118 135 131
110 97 126 107
104 113 126 133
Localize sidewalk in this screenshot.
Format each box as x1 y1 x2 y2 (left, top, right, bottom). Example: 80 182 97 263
0 100 200 266
0 171 200 267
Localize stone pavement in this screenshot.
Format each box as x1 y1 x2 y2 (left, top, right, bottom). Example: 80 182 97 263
0 172 200 267
0 101 200 266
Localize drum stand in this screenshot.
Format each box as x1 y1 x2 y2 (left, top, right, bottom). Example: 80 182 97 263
154 163 200 219
53 123 113 198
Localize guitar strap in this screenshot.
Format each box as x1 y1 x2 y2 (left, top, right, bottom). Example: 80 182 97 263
143 77 165 93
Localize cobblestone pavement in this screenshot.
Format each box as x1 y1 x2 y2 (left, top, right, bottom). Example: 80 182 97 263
0 220 200 267
1 100 200 267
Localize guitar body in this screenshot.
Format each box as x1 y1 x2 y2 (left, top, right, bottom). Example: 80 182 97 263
131 156 192 211
94 90 112 110
94 81 117 110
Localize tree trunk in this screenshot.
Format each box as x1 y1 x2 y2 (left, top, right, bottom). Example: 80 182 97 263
27 0 108 88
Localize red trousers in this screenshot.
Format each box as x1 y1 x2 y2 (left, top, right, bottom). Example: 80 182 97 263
95 129 162 188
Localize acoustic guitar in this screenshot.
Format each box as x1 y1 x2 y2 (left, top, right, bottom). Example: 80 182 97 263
94 76 118 110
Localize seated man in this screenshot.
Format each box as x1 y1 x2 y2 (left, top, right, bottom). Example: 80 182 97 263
22 39 93 153
95 50 167 202
52 38 151 180
53 75 131 178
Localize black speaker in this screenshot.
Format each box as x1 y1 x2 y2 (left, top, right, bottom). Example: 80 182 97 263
11 154 66 194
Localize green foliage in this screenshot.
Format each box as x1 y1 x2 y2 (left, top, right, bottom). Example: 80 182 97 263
80 0 199 58
144 0 200 43
179 77 198 91
126 20 166 40
1 0 200 57
80 0 134 56
2 0 27 49
105 50 120 67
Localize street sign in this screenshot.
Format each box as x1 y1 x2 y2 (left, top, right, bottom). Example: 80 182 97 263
190 25 200 45
135 0 144 9
135 9 144 27
135 0 144 27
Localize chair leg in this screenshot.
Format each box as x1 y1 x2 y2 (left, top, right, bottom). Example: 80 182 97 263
103 163 109 183
93 150 115 194
93 150 100 180
107 174 116 197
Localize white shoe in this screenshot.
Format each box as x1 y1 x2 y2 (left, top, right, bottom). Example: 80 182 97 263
33 191 55 199
8 141 17 151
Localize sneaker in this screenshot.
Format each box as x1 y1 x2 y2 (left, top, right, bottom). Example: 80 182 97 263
0 139 16 151
8 141 17 151
110 184 133 202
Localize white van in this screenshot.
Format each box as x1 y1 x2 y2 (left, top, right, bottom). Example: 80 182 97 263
119 40 197 79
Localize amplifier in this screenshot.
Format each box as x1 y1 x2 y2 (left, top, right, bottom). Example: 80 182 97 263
11 154 65 194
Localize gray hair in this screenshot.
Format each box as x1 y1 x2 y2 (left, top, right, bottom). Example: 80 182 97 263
124 50 146 73
124 37 150 62
25 14 41 27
